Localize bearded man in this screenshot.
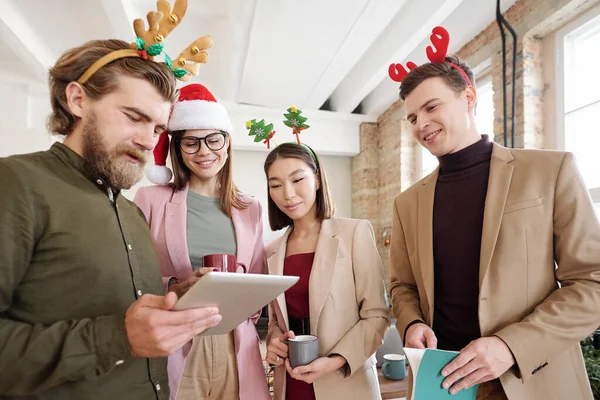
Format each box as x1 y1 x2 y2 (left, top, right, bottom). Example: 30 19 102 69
0 39 222 400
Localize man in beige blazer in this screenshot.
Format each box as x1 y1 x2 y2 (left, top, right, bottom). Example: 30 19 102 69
388 55 600 400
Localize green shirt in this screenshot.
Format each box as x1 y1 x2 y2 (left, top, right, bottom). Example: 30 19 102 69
0 143 168 399
186 191 237 271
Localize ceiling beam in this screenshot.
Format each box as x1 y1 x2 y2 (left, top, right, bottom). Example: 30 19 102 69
0 70 47 91
361 0 519 116
225 0 257 103
0 0 55 82
303 0 407 110
329 0 466 114
100 0 135 41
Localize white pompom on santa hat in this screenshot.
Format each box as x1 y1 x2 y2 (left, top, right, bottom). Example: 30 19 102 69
146 83 233 185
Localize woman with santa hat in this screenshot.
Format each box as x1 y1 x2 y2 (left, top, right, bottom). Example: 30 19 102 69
134 83 270 400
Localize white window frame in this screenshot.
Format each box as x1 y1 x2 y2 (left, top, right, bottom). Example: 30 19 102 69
474 73 494 137
417 144 438 179
555 4 600 215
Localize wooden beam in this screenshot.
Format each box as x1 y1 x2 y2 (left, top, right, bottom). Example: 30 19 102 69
0 0 55 82
226 0 257 103
100 0 135 41
329 0 466 113
303 0 408 110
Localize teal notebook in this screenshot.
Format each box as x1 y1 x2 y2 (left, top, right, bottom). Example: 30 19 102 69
404 348 478 400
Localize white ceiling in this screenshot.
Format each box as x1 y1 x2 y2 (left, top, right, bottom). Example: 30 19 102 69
0 0 518 119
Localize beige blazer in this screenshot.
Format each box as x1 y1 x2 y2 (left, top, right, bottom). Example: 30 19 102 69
389 144 600 400
266 217 391 400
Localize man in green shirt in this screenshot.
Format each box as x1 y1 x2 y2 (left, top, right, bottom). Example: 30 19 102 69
0 38 222 399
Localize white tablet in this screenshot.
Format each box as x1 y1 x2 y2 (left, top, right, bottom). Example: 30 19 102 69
173 272 299 336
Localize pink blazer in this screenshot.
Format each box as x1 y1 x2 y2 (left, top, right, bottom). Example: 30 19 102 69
134 183 270 400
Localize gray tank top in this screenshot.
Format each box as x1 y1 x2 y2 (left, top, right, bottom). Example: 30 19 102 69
186 191 237 271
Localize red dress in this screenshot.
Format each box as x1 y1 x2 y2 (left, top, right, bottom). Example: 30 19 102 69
284 252 316 400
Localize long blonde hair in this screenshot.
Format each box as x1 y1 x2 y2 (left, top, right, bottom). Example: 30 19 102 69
169 130 249 216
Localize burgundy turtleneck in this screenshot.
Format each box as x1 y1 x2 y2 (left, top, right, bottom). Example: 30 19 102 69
432 135 493 351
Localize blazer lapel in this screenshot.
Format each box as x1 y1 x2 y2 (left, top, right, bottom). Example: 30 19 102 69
309 218 341 334
231 207 249 265
165 183 193 273
417 169 438 313
267 228 292 330
479 144 514 287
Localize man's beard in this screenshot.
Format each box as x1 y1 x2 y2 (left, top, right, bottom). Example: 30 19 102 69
82 113 148 190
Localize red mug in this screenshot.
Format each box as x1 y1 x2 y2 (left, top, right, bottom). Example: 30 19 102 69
202 254 247 273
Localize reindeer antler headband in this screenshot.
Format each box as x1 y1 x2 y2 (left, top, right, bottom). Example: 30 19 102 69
388 26 472 86
77 0 213 84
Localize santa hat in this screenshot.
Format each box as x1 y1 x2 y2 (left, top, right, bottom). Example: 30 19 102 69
146 83 233 185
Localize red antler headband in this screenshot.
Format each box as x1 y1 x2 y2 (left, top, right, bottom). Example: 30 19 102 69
388 26 472 86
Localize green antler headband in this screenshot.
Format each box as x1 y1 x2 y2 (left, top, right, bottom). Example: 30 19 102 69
77 0 213 84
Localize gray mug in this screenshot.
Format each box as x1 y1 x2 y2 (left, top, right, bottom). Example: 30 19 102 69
382 354 406 381
288 335 319 368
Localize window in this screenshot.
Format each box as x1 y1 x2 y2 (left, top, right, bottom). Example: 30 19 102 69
563 12 600 219
420 146 439 178
475 79 495 138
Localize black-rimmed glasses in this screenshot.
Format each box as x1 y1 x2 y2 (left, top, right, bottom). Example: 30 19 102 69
177 132 227 154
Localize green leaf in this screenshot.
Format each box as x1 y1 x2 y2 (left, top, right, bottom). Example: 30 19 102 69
581 337 600 398
147 43 164 57
135 37 145 50
164 53 173 69
172 68 187 78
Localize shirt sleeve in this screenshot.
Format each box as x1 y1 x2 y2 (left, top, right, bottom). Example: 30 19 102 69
0 162 131 395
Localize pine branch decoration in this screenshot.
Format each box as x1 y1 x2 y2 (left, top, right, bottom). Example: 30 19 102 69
283 105 309 144
246 119 276 149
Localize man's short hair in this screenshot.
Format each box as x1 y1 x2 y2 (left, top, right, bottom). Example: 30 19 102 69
399 55 475 100
47 39 179 136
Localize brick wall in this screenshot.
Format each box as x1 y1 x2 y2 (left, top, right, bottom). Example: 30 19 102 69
351 122 379 228
457 0 598 149
488 36 545 149
352 0 600 281
352 101 417 278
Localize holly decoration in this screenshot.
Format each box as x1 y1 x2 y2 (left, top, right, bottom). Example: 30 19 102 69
283 105 309 144
246 119 276 149
135 38 188 79
162 53 188 78
135 37 164 58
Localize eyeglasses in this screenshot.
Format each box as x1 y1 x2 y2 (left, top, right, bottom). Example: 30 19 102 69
177 132 227 154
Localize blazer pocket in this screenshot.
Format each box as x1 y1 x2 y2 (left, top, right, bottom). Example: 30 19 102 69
504 197 543 214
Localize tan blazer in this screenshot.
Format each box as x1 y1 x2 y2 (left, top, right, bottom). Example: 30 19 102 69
266 217 391 400
389 144 600 400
